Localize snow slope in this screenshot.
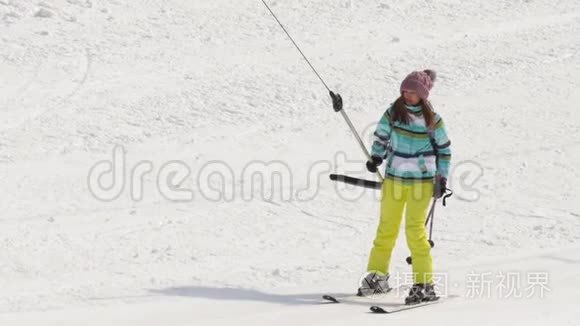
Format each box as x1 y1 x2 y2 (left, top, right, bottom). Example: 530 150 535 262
0 0 579 324
1 245 577 326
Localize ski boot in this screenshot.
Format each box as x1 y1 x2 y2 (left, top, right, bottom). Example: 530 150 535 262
404 284 425 305
404 283 439 305
357 272 391 297
422 283 439 302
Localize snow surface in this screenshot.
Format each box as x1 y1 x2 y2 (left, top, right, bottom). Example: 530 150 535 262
0 0 579 325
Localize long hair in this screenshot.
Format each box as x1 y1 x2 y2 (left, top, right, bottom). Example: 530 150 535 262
391 96 436 129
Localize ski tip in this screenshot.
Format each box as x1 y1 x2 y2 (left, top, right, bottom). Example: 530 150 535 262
370 306 388 314
322 295 339 303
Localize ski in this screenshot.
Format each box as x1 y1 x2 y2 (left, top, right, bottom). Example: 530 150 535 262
321 292 390 305
369 297 442 314
321 285 402 304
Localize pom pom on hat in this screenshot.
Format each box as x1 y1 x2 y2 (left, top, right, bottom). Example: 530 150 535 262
423 69 437 83
400 69 437 100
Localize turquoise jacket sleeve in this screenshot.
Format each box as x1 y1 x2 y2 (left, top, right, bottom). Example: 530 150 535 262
431 115 451 179
370 107 392 159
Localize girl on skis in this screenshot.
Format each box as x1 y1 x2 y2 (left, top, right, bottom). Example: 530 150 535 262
334 70 451 304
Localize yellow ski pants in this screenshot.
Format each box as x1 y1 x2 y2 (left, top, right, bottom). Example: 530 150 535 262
367 178 434 284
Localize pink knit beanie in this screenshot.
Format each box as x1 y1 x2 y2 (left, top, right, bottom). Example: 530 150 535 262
400 70 437 100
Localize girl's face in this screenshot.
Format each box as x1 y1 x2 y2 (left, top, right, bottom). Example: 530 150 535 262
403 91 421 105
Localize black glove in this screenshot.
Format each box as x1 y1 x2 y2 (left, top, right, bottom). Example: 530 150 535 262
434 175 447 198
329 91 343 112
366 155 383 173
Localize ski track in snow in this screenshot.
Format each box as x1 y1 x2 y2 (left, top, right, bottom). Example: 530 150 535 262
0 0 579 324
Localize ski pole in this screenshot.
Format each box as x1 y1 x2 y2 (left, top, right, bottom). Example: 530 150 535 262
427 199 436 242
261 0 384 181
